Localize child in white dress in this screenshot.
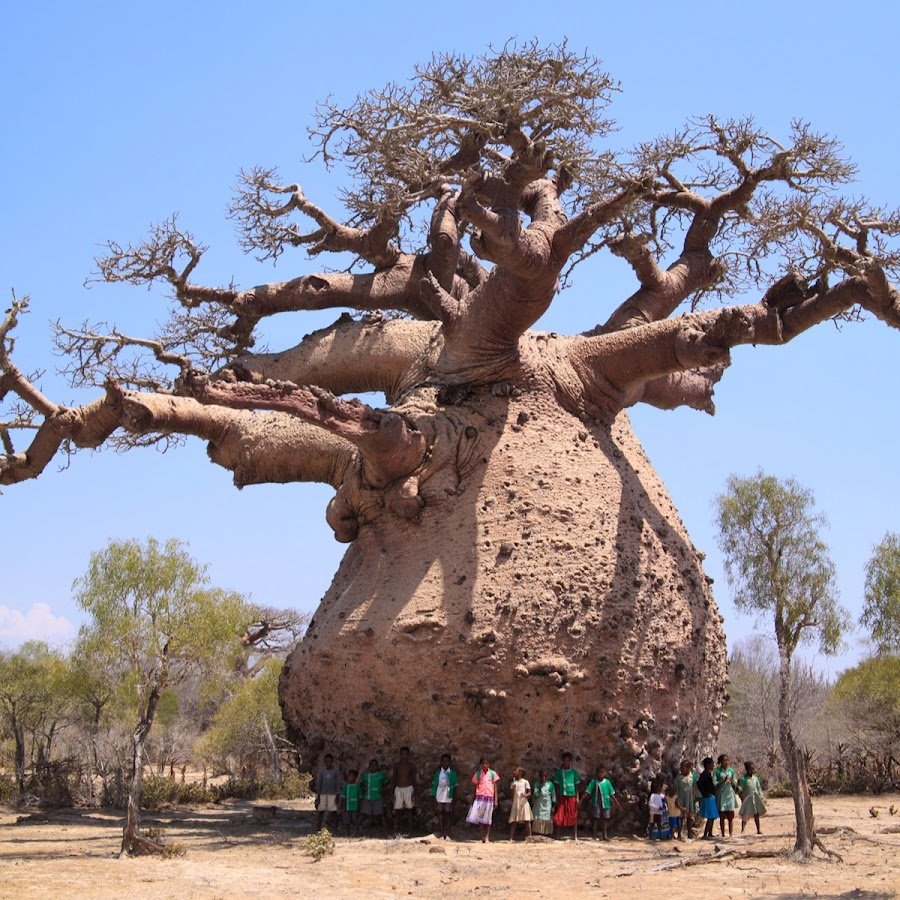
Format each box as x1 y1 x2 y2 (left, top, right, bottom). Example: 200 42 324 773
508 766 533 840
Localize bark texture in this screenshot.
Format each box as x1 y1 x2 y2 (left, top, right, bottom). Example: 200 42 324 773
280 388 727 794
4 45 898 818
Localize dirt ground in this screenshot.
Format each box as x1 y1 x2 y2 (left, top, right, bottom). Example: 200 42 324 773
1 795 898 899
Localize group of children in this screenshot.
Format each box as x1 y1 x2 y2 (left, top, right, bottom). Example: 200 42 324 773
648 755 768 841
311 749 767 843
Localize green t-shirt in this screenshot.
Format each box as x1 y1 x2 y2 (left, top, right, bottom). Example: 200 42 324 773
554 766 581 798
585 777 615 808
361 770 388 800
341 782 361 811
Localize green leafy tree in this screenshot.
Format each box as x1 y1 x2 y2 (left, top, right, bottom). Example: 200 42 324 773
74 538 250 856
197 657 289 781
830 655 900 787
0 641 70 794
715 471 848 860
861 532 900 655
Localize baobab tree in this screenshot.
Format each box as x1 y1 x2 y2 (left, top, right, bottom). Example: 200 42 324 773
2 44 898 799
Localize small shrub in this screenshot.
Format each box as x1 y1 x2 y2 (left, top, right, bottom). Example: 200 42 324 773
766 781 793 798
141 775 215 809
304 827 335 862
214 772 312 801
144 826 186 858
0 776 18 805
141 775 178 810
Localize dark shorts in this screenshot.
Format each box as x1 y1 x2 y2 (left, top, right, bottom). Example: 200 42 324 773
591 803 612 819
342 809 359 825
436 801 452 811
361 798 383 817
669 815 681 828
720 810 734 821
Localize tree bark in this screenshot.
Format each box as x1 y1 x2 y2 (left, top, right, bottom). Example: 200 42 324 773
777 647 816 859
280 391 728 814
120 684 162 857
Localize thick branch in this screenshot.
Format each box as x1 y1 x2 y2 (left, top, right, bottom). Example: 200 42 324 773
200 380 426 488
114 388 353 489
553 182 648 259
225 315 438 403
570 275 899 415
0 398 119 485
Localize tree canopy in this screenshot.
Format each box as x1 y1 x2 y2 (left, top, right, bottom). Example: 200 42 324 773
1 42 897 520
715 471 847 659
861 531 900 655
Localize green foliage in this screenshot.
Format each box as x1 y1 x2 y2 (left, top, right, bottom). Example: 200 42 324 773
715 471 848 658
861 532 900 655
141 774 216 809
213 772 312 801
304 827 335 862
832 655 900 732
196 658 285 772
0 775 17 804
0 641 74 789
73 538 251 693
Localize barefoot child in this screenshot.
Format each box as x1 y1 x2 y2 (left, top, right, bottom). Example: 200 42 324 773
313 753 341 831
738 761 767 834
360 758 390 831
392 746 417 835
697 757 718 839
648 779 666 840
530 768 556 836
666 782 681 840
430 753 459 839
675 760 697 839
583 764 618 840
508 767 533 841
552 752 583 840
339 769 361 835
467 758 500 843
714 754 738 838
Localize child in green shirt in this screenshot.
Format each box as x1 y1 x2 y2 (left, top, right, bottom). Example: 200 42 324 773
582 764 619 840
339 769 361 835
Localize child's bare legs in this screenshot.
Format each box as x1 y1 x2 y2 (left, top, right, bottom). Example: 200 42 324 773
727 812 734 837
602 816 609 840
591 816 598 839
754 813 761 834
481 823 490 843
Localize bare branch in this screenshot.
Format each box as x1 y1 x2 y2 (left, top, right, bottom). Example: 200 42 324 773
228 166 401 266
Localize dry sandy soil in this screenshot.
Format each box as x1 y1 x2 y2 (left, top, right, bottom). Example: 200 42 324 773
1 795 898 899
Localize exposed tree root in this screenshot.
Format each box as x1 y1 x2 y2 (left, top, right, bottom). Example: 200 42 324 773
119 832 169 858
648 846 787 872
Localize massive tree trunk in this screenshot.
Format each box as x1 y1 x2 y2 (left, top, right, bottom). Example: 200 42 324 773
280 388 727 801
4 42 898 830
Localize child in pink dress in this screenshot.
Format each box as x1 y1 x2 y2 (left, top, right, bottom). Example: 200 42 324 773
467 758 500 843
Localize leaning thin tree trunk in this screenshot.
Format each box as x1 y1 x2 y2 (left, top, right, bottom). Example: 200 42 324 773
120 685 162 857
778 649 815 859
13 723 26 796
262 718 281 784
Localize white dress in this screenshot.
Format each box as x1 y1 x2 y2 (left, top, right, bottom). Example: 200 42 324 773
509 778 533 823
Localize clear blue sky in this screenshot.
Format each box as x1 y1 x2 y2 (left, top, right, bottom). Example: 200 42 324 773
2 1 897 677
